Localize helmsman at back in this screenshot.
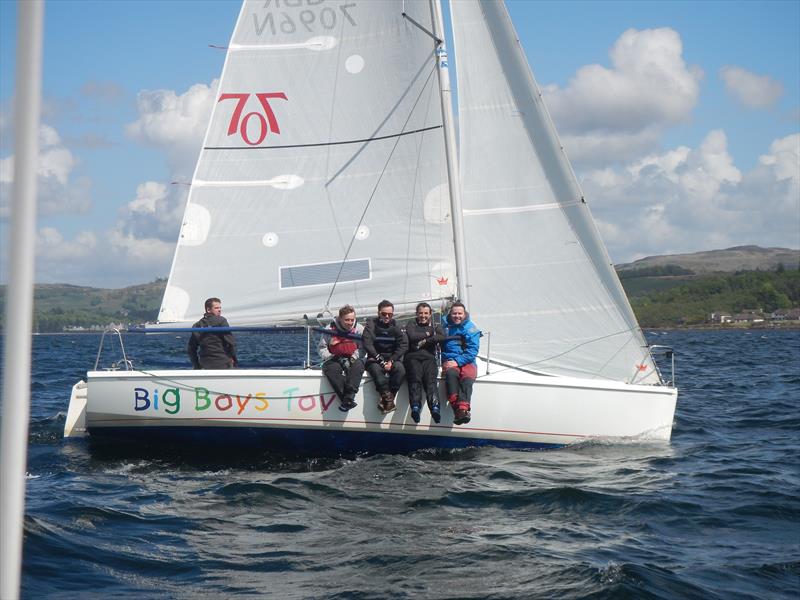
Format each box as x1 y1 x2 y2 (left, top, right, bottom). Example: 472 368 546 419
187 297 238 369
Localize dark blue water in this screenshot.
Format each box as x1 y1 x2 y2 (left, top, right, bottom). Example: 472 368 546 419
13 329 800 598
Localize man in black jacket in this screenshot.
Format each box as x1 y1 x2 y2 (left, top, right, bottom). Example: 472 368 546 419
363 300 408 414
403 302 444 423
187 297 238 369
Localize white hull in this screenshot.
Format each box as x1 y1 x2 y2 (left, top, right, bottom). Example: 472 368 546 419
66 361 677 451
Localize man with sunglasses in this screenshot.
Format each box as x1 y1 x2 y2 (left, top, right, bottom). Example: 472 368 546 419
363 300 408 414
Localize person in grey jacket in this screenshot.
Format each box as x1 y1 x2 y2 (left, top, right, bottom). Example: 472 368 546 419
318 305 365 412
187 297 238 369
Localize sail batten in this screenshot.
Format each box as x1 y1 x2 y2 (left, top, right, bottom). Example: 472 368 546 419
463 200 582 215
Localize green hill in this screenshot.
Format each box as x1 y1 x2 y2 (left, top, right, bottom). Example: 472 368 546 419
0 279 167 333
1 246 798 332
627 267 800 327
616 245 800 275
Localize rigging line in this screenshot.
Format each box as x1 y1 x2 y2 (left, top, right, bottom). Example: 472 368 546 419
420 70 442 289
326 54 436 188
593 333 636 382
403 74 436 303
203 125 443 151
401 10 442 44
473 326 640 381
323 62 440 311
323 13 349 301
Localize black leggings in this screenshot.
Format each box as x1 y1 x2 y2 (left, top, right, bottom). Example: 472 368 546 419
404 353 439 407
366 360 406 393
322 358 365 402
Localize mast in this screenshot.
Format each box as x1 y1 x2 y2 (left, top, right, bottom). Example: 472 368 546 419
430 0 469 306
1 1 44 597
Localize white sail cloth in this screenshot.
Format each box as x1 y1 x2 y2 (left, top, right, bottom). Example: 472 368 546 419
160 0 455 326
451 0 658 384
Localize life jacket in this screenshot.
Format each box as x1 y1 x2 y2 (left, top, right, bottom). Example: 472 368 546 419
328 321 358 357
368 317 402 358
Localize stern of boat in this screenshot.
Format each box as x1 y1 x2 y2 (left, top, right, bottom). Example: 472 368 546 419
64 380 88 438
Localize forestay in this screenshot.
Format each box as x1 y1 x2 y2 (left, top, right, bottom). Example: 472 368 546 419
451 0 658 384
160 0 455 326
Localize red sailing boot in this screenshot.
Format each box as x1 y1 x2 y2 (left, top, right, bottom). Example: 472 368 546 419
453 402 471 425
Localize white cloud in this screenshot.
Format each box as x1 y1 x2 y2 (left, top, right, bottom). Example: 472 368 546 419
19 178 186 286
15 81 210 286
25 223 172 287
758 134 800 180
72 81 218 284
107 228 175 263
116 180 187 242
560 128 662 165
544 28 703 166
582 131 800 262
0 121 91 218
125 80 218 178
720 66 783 109
36 227 97 260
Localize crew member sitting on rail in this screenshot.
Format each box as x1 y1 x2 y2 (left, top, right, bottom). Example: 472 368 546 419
441 301 480 425
403 302 445 423
318 304 365 412
363 300 408 415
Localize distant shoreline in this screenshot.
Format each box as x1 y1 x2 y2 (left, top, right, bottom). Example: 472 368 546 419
17 321 800 336
643 322 800 331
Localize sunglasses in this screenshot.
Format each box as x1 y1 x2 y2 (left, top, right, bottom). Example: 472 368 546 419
379 311 394 317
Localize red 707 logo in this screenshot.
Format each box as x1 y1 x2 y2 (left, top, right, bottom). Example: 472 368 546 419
218 92 288 146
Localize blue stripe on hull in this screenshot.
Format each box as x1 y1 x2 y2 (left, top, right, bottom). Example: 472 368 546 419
88 426 562 454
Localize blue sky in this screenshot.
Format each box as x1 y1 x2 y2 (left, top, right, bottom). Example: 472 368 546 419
1 0 798 287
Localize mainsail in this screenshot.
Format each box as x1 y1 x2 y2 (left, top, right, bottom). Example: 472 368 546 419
450 0 658 384
160 0 455 326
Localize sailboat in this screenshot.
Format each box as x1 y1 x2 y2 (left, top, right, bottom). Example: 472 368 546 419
64 0 677 451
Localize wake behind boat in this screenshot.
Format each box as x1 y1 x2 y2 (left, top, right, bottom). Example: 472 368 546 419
65 0 677 452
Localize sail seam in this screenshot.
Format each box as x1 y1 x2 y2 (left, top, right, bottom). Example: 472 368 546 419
203 125 443 151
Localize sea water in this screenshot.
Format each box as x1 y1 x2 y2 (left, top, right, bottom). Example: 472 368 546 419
11 329 800 598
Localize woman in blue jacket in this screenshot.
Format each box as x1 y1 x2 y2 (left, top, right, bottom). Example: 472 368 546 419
440 301 480 425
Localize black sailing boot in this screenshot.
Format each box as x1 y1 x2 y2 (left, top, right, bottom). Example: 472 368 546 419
426 386 441 423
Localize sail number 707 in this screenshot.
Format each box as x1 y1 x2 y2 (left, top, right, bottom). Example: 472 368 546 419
218 93 288 146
